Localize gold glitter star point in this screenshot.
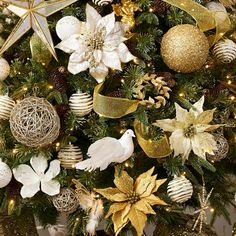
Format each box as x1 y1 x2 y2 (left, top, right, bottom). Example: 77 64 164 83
0 0 79 60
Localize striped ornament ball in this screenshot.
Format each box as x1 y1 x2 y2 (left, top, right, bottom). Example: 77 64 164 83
167 175 193 203
213 39 236 64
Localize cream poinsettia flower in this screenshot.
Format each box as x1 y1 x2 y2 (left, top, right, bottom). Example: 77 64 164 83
13 155 60 198
95 167 167 236
56 4 135 83
154 96 221 162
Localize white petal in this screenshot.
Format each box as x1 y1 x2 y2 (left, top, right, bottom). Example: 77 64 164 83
102 51 121 70
169 129 191 159
89 63 108 83
41 180 60 196
13 164 39 185
30 155 48 175
117 43 135 63
43 160 61 182
56 35 85 54
97 12 115 35
154 119 178 132
86 4 102 32
68 52 90 75
191 132 217 159
175 103 189 122
20 182 40 198
191 96 204 117
94 50 102 63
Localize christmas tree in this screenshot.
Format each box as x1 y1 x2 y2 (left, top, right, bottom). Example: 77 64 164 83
0 0 235 235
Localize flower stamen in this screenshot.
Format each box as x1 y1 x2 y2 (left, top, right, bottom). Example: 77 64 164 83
184 125 196 138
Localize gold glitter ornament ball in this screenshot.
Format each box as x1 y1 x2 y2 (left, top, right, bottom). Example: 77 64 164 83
161 24 209 73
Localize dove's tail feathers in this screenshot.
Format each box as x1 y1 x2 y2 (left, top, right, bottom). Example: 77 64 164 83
76 159 94 171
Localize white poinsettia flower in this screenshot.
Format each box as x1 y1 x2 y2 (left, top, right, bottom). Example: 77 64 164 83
56 4 135 83
13 155 60 198
154 96 222 162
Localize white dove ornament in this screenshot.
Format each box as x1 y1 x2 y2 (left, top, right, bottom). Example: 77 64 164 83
76 129 135 171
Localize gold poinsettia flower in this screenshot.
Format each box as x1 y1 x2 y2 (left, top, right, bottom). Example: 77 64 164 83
153 96 222 162
94 167 167 236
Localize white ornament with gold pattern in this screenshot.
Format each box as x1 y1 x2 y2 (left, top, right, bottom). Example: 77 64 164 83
58 144 83 169
0 94 15 120
69 90 93 116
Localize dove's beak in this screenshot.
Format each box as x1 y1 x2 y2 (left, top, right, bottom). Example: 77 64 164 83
132 133 136 137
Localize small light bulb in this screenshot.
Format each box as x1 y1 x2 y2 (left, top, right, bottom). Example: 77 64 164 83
210 208 215 213
121 79 125 84
48 85 53 89
205 64 210 69
76 218 79 221
56 142 60 147
180 3 184 6
230 95 235 101
227 80 232 85
12 149 17 154
23 87 28 91
9 199 14 205
125 162 129 167
149 8 154 12
179 93 184 97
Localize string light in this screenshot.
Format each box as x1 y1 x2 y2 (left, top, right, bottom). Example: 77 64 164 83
125 162 129 167
56 142 60 147
205 64 210 69
227 80 232 85
23 87 28 91
179 92 185 97
48 85 53 89
230 95 235 101
121 79 125 84
149 8 154 12
9 199 15 205
210 208 215 213
76 218 79 222
12 149 17 154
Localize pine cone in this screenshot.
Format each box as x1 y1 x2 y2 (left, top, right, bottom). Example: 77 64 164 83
155 72 176 88
107 90 124 98
55 104 70 119
49 66 68 93
206 83 226 99
153 0 170 14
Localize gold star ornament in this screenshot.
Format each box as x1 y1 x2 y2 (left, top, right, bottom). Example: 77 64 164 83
0 0 79 60
95 167 167 236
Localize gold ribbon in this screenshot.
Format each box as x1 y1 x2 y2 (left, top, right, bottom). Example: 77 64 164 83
93 83 139 119
134 120 172 158
162 0 231 45
30 33 52 66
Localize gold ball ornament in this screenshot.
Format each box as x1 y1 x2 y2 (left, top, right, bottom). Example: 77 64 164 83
0 58 10 81
52 188 79 213
10 97 60 147
161 24 209 73
232 221 236 236
58 144 83 169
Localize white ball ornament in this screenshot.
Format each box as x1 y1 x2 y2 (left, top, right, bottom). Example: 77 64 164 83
0 159 12 188
0 95 15 120
0 58 10 81
92 0 113 6
58 144 83 169
167 175 193 203
213 39 236 63
56 16 81 41
69 90 93 116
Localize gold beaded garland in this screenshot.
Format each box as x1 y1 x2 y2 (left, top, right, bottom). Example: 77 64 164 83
161 24 209 73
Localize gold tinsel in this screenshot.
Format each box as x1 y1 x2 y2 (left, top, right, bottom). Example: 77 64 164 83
161 24 209 73
220 0 236 7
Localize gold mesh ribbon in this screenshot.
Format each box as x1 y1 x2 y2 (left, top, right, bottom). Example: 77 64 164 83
93 83 139 119
134 120 172 158
162 0 231 45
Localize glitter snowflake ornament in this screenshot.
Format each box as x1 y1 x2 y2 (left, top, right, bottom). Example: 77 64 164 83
56 4 135 83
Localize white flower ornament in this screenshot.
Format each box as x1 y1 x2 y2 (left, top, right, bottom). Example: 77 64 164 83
154 96 222 162
13 155 60 198
56 4 135 83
